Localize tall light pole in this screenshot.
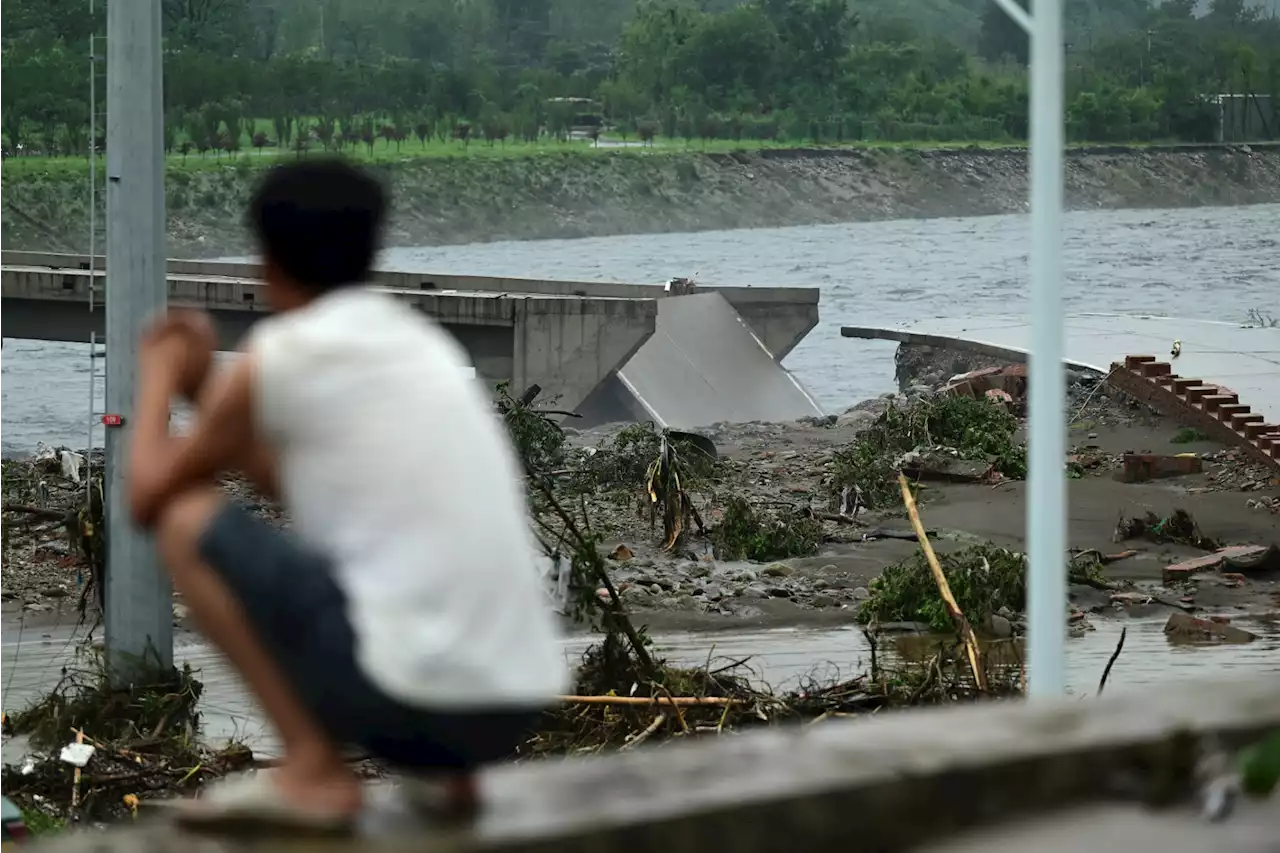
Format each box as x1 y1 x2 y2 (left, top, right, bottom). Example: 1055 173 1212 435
989 0 1066 697
104 0 173 680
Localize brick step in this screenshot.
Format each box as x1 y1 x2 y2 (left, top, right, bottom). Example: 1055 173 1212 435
1218 403 1251 422
1201 393 1238 412
1139 361 1172 378
1244 422 1276 440
1114 355 1278 471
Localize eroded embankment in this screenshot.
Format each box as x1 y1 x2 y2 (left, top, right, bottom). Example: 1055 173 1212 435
2 144 1279 257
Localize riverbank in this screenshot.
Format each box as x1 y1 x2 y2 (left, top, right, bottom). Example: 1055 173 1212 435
5 353 1278 635
4 144 1280 256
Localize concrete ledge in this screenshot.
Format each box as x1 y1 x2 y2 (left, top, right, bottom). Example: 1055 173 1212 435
30 680 1280 853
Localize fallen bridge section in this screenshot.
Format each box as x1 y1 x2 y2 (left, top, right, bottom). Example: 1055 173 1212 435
0 263 655 417
2 251 824 428
1 250 820 365
28 679 1280 853
580 291 825 429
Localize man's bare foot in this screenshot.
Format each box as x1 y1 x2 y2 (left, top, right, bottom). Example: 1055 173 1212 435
176 767 362 835
401 773 479 820
271 763 364 817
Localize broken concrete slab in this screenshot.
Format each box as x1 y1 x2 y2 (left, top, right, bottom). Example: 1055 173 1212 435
1164 612 1257 643
1163 553 1228 584
899 451 995 483
1221 544 1280 576
1163 545 1280 583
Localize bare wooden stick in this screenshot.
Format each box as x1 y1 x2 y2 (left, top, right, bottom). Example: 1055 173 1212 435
70 729 85 812
558 694 741 707
897 473 987 691
1096 626 1127 697
620 714 667 751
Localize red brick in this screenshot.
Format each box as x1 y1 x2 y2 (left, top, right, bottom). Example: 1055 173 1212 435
1124 355 1156 369
1122 453 1203 483
1162 553 1226 583
1183 385 1215 402
1140 361 1172 378
1244 422 1275 439
1172 378 1201 394
1155 373 1178 387
1201 394 1238 412
1231 412 1264 431
1218 403 1250 422
984 388 1013 404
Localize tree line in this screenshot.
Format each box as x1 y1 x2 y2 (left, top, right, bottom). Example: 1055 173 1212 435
2 0 1278 159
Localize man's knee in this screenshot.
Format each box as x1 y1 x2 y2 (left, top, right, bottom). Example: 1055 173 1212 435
153 487 224 566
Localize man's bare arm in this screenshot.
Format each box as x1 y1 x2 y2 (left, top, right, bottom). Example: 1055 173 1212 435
128 355 259 529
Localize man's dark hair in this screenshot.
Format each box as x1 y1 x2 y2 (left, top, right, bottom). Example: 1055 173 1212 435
247 159 386 292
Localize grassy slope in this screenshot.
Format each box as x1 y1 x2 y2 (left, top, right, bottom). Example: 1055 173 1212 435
4 141 1279 257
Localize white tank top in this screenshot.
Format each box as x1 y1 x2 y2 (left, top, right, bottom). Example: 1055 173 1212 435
247 287 568 707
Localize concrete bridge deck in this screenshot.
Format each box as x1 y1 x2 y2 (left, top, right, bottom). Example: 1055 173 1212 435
1 251 822 426
26 678 1280 852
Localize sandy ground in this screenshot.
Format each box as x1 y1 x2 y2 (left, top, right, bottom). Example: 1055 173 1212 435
608 417 1280 634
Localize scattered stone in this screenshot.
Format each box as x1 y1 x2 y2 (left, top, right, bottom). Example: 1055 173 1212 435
608 544 634 562
987 614 1014 638
1164 613 1256 643
810 594 838 609
1120 452 1204 483
762 563 794 578
851 586 871 601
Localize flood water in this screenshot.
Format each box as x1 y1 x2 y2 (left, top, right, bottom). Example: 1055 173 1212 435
3 614 1277 758
3 205 1278 757
3 204 1278 454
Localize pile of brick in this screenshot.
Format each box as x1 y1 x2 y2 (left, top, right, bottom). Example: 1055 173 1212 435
1108 355 1280 472
941 365 1027 410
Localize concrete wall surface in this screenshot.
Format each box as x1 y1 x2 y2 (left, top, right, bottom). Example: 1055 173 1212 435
611 291 825 429
29 679 1280 853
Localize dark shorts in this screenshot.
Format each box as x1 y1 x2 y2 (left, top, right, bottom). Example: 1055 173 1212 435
197 502 543 770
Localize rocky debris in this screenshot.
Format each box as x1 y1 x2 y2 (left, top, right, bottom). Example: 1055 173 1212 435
1161 545 1279 584
1164 612 1257 644
1120 452 1204 483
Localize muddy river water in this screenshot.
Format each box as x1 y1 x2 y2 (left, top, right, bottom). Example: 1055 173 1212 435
2 204 1279 755
3 204 1278 453
2 615 1276 757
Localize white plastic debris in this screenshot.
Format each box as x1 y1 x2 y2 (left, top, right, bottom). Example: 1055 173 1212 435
60 450 86 484
533 553 573 616
59 742 96 768
21 758 37 776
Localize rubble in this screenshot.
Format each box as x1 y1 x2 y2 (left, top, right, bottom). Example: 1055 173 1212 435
1164 613 1257 644
1120 452 1204 483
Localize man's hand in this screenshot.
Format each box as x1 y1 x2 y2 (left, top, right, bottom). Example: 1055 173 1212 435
139 309 217 401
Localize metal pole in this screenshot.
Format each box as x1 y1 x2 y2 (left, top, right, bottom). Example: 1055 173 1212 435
1025 0 1067 697
104 0 173 679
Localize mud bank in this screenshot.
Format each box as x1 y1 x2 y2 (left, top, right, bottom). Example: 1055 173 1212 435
4 144 1280 257
6 361 1278 637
